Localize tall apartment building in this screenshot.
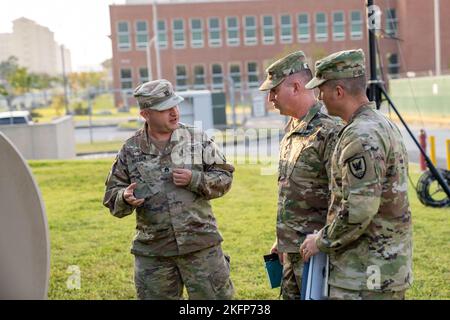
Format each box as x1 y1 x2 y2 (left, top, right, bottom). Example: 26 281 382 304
0 17 72 76
109 0 450 107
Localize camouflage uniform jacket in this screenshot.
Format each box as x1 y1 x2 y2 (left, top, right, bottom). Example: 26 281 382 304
103 123 234 257
277 102 342 252
316 102 413 292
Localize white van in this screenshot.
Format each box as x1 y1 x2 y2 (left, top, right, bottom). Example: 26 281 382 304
0 111 34 126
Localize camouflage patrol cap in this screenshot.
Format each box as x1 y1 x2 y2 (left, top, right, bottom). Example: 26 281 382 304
259 51 310 91
305 49 366 89
133 79 184 111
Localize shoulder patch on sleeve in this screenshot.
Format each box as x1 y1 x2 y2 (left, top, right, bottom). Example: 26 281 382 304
348 156 366 179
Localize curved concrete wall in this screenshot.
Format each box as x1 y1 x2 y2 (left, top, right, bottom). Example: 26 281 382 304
0 132 50 299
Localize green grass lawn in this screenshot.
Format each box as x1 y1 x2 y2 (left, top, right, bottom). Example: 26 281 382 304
76 141 124 154
76 129 283 154
29 160 449 300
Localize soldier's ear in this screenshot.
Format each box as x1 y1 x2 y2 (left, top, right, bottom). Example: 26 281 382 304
293 81 302 94
140 109 149 119
335 85 345 99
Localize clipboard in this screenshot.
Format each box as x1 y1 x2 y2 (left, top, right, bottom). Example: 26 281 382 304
301 251 329 300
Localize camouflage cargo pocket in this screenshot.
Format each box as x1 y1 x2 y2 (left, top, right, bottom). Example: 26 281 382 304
134 226 171 243
209 253 231 293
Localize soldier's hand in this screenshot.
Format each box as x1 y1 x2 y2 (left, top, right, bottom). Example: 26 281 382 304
123 183 145 207
270 240 284 265
173 168 192 187
300 234 320 262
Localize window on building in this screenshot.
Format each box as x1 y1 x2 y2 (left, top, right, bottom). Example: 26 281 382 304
193 65 206 89
176 65 188 90
333 12 345 41
139 68 149 83
387 53 400 76
229 64 241 89
247 62 259 88
173 19 185 49
226 17 240 46
297 13 310 42
117 22 131 50
350 11 363 40
135 21 148 49
158 20 168 49
244 16 257 46
120 68 133 91
208 18 222 47
262 15 275 44
191 19 204 48
211 64 224 90
280 14 293 43
315 12 328 42
386 8 398 36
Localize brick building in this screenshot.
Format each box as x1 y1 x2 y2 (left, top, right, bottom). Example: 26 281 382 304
109 0 450 107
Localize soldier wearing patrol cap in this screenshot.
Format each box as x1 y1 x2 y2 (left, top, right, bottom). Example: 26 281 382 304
103 79 235 300
259 51 343 299
300 49 413 300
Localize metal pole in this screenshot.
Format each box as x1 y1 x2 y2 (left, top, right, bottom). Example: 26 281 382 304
378 84 450 199
146 41 153 81
61 45 69 115
227 75 236 128
88 94 93 144
152 0 162 79
434 0 441 76
367 0 449 202
367 0 382 108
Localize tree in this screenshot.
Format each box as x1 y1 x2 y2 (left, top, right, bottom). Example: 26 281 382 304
0 83 8 97
0 57 21 110
68 71 106 95
0 56 58 111
50 95 65 117
8 67 32 95
0 56 19 80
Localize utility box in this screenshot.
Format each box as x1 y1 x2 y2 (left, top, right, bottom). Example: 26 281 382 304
177 90 214 131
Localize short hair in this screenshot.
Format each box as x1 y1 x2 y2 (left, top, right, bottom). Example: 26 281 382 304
324 75 367 96
140 108 152 117
286 69 313 86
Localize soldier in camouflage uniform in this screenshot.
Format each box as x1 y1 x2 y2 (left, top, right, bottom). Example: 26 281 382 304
103 79 234 300
259 51 343 299
300 49 413 300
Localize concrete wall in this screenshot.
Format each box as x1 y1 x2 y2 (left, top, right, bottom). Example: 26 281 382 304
0 116 76 160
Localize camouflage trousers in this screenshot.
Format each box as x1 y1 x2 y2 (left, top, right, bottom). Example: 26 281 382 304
329 286 406 300
281 253 305 300
134 244 234 300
